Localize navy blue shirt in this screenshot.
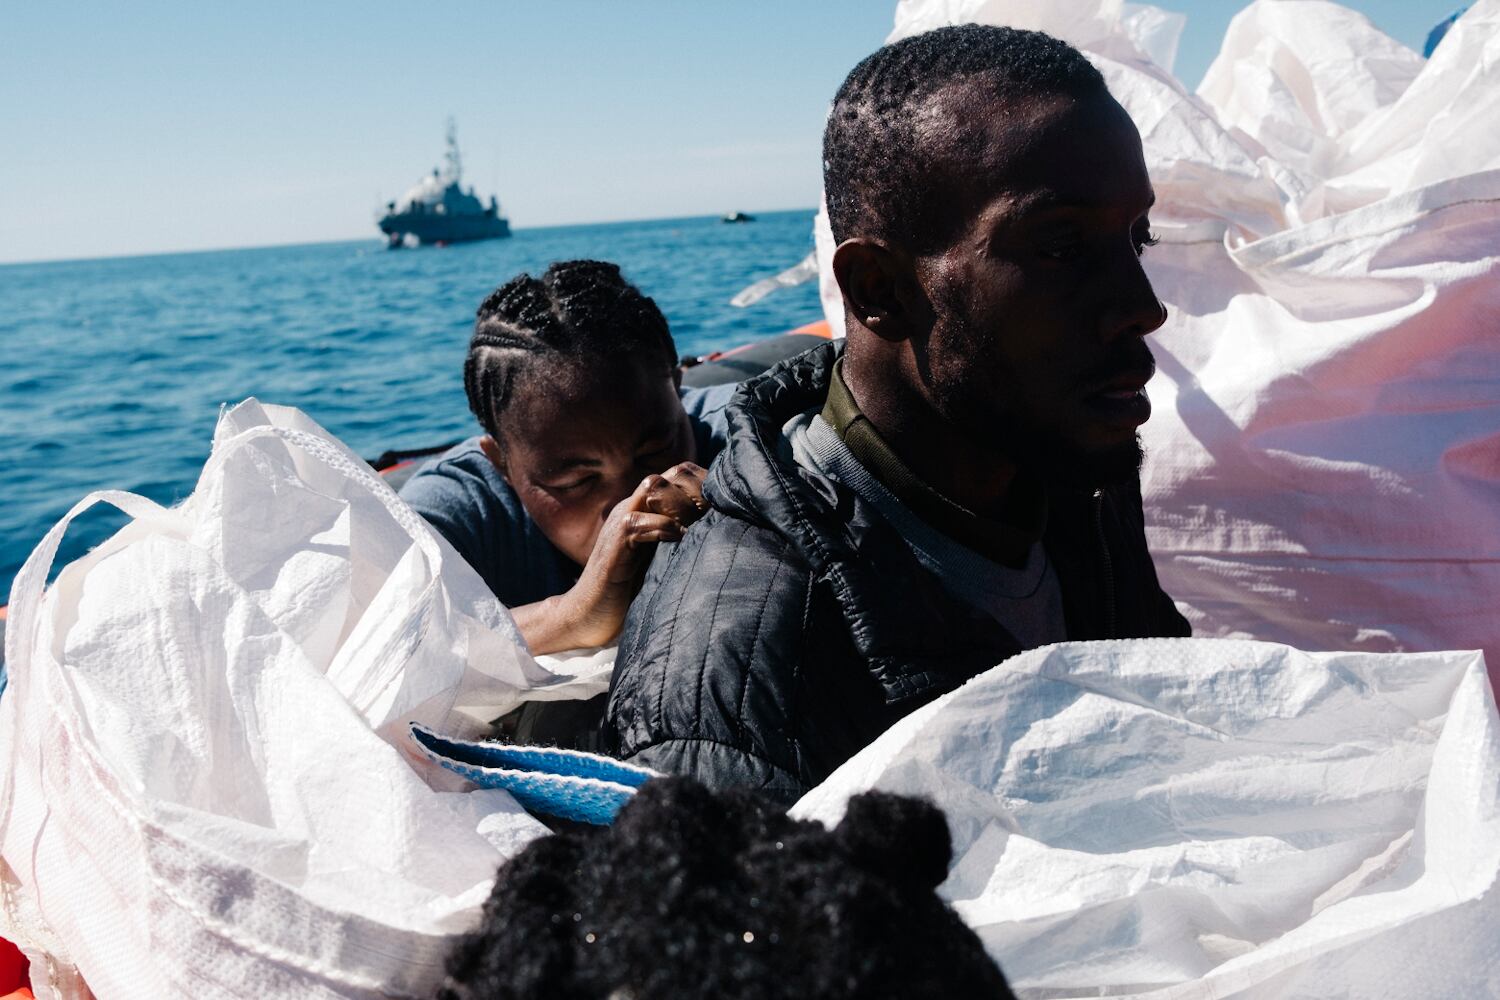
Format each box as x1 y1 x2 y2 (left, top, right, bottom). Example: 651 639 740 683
400 384 735 607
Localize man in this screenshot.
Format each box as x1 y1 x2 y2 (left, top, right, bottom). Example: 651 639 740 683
602 25 1189 803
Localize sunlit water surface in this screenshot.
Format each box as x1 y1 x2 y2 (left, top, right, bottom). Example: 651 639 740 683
1 210 821 592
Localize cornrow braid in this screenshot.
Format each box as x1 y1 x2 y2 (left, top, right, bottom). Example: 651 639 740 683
823 24 1107 252
463 260 677 441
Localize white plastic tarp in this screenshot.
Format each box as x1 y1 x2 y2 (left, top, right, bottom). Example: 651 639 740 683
0 401 567 999
793 638 1500 999
819 0 1500 691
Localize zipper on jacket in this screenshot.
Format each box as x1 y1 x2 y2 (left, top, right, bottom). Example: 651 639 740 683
1092 489 1116 638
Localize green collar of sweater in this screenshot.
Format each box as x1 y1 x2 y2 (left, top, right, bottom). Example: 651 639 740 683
820 357 1046 568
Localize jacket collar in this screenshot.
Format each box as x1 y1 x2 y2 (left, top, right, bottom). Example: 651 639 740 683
705 341 1024 705
820 356 1047 568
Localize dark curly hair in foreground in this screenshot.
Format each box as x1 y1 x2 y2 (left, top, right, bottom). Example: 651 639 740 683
463 259 678 443
437 777 1014 1000
824 24 1107 252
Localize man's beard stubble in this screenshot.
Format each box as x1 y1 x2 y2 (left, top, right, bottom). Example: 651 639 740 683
924 325 1150 492
989 420 1145 490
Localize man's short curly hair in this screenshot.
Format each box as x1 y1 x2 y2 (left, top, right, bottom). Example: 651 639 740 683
823 24 1107 252
437 777 1015 1000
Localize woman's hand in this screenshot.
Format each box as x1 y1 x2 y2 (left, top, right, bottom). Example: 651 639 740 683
514 462 709 654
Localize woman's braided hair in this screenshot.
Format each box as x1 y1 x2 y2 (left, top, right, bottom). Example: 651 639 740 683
463 260 677 441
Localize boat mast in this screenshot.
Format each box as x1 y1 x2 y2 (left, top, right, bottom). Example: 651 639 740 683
444 117 462 184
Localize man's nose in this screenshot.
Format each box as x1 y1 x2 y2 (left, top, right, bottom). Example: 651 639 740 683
1103 250 1168 340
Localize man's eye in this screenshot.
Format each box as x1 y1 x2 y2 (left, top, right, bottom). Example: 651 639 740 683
1134 230 1161 257
1041 241 1086 262
545 477 594 495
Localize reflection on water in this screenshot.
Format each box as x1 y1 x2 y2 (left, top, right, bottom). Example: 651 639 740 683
0 210 821 590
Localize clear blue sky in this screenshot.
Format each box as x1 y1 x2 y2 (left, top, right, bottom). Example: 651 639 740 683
2 1 1460 264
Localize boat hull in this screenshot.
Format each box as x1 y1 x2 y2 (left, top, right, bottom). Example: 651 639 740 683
378 213 511 245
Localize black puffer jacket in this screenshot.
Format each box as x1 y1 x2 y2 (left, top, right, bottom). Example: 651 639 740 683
602 342 1189 804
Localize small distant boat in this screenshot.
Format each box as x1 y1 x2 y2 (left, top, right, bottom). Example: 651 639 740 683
721 211 755 224
379 119 510 248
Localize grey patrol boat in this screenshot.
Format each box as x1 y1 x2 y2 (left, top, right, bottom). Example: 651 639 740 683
379 120 510 247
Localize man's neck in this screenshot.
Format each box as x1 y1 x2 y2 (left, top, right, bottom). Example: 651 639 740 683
842 351 1018 517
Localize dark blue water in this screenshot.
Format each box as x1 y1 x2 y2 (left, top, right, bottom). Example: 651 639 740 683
0 210 821 596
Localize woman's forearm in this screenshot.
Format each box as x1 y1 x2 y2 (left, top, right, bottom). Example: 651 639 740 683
510 590 621 656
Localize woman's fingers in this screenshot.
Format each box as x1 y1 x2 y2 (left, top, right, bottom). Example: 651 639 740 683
636 462 710 525
558 474 708 650
661 461 707 490
588 506 680 586
621 510 683 546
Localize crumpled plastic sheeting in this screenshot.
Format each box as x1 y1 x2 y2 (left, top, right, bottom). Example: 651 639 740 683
0 401 556 999
819 0 1500 691
794 638 1500 999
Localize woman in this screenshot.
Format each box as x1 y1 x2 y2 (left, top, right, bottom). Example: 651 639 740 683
401 260 733 654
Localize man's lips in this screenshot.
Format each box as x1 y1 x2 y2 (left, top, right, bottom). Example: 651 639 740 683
1084 368 1155 425
1089 366 1155 396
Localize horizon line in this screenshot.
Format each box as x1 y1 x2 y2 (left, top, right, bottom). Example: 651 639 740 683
0 204 818 269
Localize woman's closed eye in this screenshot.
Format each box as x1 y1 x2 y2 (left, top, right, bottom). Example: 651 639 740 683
635 440 676 466
543 474 597 495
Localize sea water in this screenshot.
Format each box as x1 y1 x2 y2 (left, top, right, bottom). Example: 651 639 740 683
0 210 822 593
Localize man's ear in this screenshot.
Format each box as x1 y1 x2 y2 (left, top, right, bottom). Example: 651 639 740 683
831 238 920 342
671 365 683 391
478 434 509 482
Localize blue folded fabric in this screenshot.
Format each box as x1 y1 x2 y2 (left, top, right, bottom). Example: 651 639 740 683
409 722 658 825
1425 7 1470 57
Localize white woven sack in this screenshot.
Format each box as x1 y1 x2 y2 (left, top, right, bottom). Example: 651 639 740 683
795 638 1500 999
0 401 555 999
1133 1 1500 694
